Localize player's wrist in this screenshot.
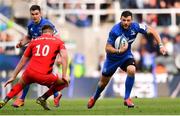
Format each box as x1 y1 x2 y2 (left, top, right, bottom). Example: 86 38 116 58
19 41 23 46
115 49 120 54
159 42 164 48
62 73 67 78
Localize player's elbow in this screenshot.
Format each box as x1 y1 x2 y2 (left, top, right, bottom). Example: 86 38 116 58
105 44 112 53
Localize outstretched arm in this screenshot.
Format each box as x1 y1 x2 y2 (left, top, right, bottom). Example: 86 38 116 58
4 55 29 87
146 26 167 55
16 36 31 48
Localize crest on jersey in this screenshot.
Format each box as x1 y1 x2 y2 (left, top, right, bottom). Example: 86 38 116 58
130 30 136 35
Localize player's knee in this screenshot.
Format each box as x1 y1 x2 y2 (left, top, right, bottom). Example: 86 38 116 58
99 82 107 88
127 65 136 76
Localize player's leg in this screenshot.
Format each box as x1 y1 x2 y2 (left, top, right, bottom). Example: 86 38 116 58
53 54 63 107
94 76 110 100
0 78 26 109
87 59 118 109
36 73 68 110
87 75 111 109
121 58 136 108
53 92 62 107
12 85 30 107
36 84 66 110
46 85 62 107
124 65 135 107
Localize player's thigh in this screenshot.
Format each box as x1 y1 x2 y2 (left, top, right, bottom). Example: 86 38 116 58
102 59 120 77
41 73 59 86
21 69 34 85
29 72 58 86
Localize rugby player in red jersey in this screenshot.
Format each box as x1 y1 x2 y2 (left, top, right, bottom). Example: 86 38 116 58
14 5 62 108
0 24 69 110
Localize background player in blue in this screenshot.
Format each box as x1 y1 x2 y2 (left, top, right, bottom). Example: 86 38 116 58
87 10 167 108
14 5 62 107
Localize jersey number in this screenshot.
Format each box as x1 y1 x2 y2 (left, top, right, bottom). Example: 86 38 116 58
35 45 50 56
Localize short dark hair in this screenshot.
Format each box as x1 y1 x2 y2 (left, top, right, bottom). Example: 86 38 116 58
121 10 132 18
30 5 41 11
42 24 54 33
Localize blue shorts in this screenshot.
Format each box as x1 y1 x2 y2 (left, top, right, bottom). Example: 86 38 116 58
102 57 135 77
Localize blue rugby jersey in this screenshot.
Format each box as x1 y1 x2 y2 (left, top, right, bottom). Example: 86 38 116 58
27 17 57 39
106 22 148 60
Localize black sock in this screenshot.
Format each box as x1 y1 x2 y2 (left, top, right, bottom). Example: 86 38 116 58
4 96 10 103
41 93 49 100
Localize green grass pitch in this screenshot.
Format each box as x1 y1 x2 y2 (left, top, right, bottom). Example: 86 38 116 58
0 98 180 115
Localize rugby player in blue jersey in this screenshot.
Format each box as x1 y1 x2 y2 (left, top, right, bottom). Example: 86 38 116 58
87 10 167 108
14 5 62 107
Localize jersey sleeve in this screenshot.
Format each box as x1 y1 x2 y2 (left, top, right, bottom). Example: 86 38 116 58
135 22 148 35
107 29 118 46
24 42 32 57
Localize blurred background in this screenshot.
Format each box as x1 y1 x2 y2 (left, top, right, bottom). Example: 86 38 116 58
0 0 179 99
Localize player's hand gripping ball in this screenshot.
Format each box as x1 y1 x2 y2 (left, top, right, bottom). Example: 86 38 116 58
114 36 128 53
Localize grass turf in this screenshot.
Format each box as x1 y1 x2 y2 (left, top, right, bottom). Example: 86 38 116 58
0 98 180 115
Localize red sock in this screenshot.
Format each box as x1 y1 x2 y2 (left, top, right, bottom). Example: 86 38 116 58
43 84 66 99
7 83 23 99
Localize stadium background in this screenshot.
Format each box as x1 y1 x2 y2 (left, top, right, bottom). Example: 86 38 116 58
0 0 179 100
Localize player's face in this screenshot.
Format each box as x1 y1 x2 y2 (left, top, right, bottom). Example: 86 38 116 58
30 10 41 23
121 16 132 29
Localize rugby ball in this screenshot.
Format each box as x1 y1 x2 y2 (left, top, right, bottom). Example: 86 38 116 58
114 36 128 51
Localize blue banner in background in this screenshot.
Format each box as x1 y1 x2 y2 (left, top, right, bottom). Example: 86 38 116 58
62 77 114 98
0 54 20 70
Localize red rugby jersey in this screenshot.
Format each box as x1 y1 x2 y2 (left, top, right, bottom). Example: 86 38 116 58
24 34 65 74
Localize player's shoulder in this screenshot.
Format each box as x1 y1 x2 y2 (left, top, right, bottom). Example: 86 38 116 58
131 22 140 28
41 18 54 25
110 22 121 33
132 22 148 32
27 20 34 28
112 22 121 30
41 18 50 23
131 22 147 29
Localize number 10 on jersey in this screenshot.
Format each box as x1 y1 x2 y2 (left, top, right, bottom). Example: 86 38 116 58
35 44 50 56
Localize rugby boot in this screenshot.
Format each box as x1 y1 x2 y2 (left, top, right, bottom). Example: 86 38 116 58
124 98 135 108
54 93 62 107
36 97 50 110
12 98 24 107
87 97 96 109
